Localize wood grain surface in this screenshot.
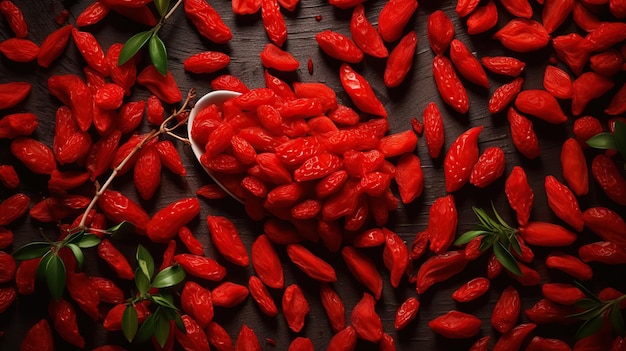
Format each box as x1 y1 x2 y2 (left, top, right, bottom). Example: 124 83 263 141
1 0 625 350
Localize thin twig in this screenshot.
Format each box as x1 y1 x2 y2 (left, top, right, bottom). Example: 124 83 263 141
77 90 196 230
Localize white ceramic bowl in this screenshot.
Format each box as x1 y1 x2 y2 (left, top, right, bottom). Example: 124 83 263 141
187 89 243 202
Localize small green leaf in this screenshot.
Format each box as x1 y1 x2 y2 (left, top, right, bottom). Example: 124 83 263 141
509 234 522 257
154 0 170 17
473 207 497 231
491 202 512 229
152 295 178 310
136 245 154 281
454 230 487 246
568 304 608 321
610 302 626 337
576 315 605 340
174 313 186 333
108 221 135 239
36 251 53 281
154 312 171 348
152 265 185 289
78 234 101 248
122 305 139 342
118 31 152 66
479 235 495 252
135 313 156 343
613 120 626 160
46 254 66 300
66 243 84 269
135 267 151 296
65 230 85 245
149 34 168 76
575 298 601 311
587 132 617 150
493 241 522 276
574 281 601 302
13 242 51 260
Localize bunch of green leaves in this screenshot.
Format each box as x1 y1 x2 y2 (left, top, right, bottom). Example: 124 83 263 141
11 222 136 299
569 281 626 340
118 0 179 75
122 245 186 347
454 204 522 276
587 120 626 166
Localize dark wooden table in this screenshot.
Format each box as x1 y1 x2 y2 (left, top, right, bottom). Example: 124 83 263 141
1 0 625 350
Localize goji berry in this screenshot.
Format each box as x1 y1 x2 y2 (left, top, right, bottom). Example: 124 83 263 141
427 10 454 55
428 310 482 338
489 77 524 114
184 0 232 43
342 245 383 299
0 38 39 62
207 215 249 266
452 277 490 303
466 1 498 35
514 89 568 124
350 4 388 59
0 1 27 38
443 126 482 192
450 39 489 88
282 283 309 332
377 0 418 42
493 19 550 52
339 63 387 117
416 251 469 294
432 55 469 114
351 292 383 343
482 56 526 77
176 254 227 282
147 197 201 243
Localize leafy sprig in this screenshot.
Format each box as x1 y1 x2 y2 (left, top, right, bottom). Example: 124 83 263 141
454 203 522 276
118 0 183 75
569 281 626 340
121 245 186 347
12 223 132 299
587 120 626 165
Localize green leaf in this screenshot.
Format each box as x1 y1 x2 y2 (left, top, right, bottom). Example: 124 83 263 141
569 305 608 321
174 313 186 333
152 294 178 310
149 34 168 76
108 221 135 239
152 265 185 289
574 281 601 302
65 230 85 245
610 302 626 337
118 31 152 66
78 234 101 248
122 305 139 342
154 312 171 348
613 120 626 160
454 230 487 246
587 132 617 150
473 207 497 231
479 235 496 252
135 313 156 343
13 242 51 260
493 241 522 276
135 267 151 296
36 251 53 281
66 243 84 269
576 315 606 340
575 298 602 311
46 254 66 300
136 245 155 281
154 0 170 17
491 202 512 229
509 234 522 257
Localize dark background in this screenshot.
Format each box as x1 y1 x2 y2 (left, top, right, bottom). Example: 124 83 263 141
1 0 625 349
